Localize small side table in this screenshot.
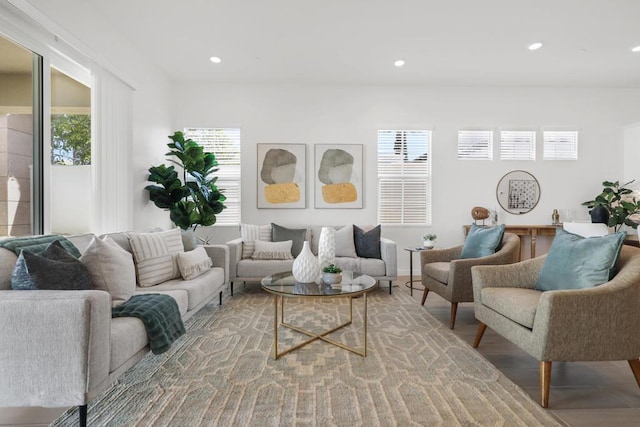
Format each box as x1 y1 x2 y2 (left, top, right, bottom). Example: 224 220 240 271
404 247 432 296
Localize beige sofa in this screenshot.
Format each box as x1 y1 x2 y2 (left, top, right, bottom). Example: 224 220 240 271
226 225 398 293
0 231 229 427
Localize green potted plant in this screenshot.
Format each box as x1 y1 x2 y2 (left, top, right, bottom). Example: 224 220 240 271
145 131 226 231
322 264 343 285
422 233 437 248
582 180 640 232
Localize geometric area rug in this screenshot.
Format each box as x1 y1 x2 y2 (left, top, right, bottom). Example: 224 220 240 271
51 286 560 426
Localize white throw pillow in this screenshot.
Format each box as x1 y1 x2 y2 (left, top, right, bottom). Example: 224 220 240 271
80 235 136 306
128 228 184 287
335 224 358 258
252 240 294 260
240 223 272 259
177 246 213 280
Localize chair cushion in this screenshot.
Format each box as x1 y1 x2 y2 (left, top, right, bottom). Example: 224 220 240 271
423 262 450 284
460 224 506 259
481 287 542 329
272 223 307 257
240 223 272 259
535 228 626 291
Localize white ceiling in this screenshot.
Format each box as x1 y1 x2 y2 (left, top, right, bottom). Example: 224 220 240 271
35 1 640 87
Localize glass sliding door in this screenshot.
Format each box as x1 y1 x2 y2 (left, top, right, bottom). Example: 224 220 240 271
0 35 42 236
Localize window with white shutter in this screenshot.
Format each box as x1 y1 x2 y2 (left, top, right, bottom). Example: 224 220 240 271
184 128 241 226
500 130 536 160
543 131 578 160
457 130 493 160
377 130 431 225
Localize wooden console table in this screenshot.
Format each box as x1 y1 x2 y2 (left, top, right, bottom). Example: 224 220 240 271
463 225 561 259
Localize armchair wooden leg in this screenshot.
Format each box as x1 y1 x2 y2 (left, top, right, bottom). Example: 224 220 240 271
473 322 487 348
421 288 429 305
628 359 640 388
539 361 552 408
449 302 458 329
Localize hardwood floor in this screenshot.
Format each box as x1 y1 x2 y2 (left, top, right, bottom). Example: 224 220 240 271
2 277 640 426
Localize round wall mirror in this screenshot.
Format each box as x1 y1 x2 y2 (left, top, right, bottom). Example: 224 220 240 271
496 170 540 215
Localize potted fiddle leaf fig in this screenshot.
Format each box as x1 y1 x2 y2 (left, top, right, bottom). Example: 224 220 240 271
145 131 226 231
582 180 640 232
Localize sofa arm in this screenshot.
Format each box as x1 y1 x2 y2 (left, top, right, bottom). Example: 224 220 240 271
226 238 242 281
380 237 397 279
0 290 111 407
203 244 230 284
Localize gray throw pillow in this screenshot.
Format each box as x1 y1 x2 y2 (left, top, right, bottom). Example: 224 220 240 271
354 225 382 259
11 240 93 290
271 223 307 257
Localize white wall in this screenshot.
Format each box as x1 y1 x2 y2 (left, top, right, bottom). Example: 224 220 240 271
624 123 640 184
173 83 640 274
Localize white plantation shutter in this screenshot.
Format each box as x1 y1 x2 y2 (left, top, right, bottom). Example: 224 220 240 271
377 130 431 225
184 128 241 225
500 130 536 160
543 131 578 160
457 130 493 160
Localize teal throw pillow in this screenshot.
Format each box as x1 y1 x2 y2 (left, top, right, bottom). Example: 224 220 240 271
460 224 506 259
535 228 626 291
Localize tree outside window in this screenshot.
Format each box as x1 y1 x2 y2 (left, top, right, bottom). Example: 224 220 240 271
51 114 91 165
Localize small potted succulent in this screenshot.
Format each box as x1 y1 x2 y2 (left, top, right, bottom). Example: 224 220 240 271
322 264 343 285
422 233 437 249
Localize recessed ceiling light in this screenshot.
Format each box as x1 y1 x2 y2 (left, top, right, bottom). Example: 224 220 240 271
632 45 640 53
528 42 543 51
394 59 405 67
209 56 222 63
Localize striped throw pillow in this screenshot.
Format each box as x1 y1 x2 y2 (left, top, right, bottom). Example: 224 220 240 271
240 224 272 259
129 228 184 287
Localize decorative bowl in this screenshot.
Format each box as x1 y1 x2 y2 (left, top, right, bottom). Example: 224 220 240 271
322 272 342 285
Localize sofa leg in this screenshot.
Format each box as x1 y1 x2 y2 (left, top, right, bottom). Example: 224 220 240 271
539 361 552 408
473 322 487 348
628 359 640 388
449 302 458 329
219 291 223 306
79 404 87 427
230 282 234 296
421 288 429 305
389 280 392 294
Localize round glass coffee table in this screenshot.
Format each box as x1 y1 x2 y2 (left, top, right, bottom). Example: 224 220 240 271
261 270 378 360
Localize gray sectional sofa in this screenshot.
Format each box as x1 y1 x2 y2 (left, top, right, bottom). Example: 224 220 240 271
226 224 397 293
0 230 229 426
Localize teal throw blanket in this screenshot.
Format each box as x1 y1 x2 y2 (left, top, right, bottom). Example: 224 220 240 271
0 235 81 258
112 294 185 355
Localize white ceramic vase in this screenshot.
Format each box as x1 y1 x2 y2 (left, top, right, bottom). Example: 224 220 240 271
292 241 319 283
423 240 435 249
317 226 336 270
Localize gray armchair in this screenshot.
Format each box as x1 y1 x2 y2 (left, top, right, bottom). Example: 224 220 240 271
471 245 640 408
420 232 520 329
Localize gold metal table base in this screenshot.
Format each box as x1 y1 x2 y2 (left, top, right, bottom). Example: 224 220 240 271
272 293 368 359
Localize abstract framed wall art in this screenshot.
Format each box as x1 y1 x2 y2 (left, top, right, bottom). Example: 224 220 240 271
314 144 363 209
257 144 306 209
